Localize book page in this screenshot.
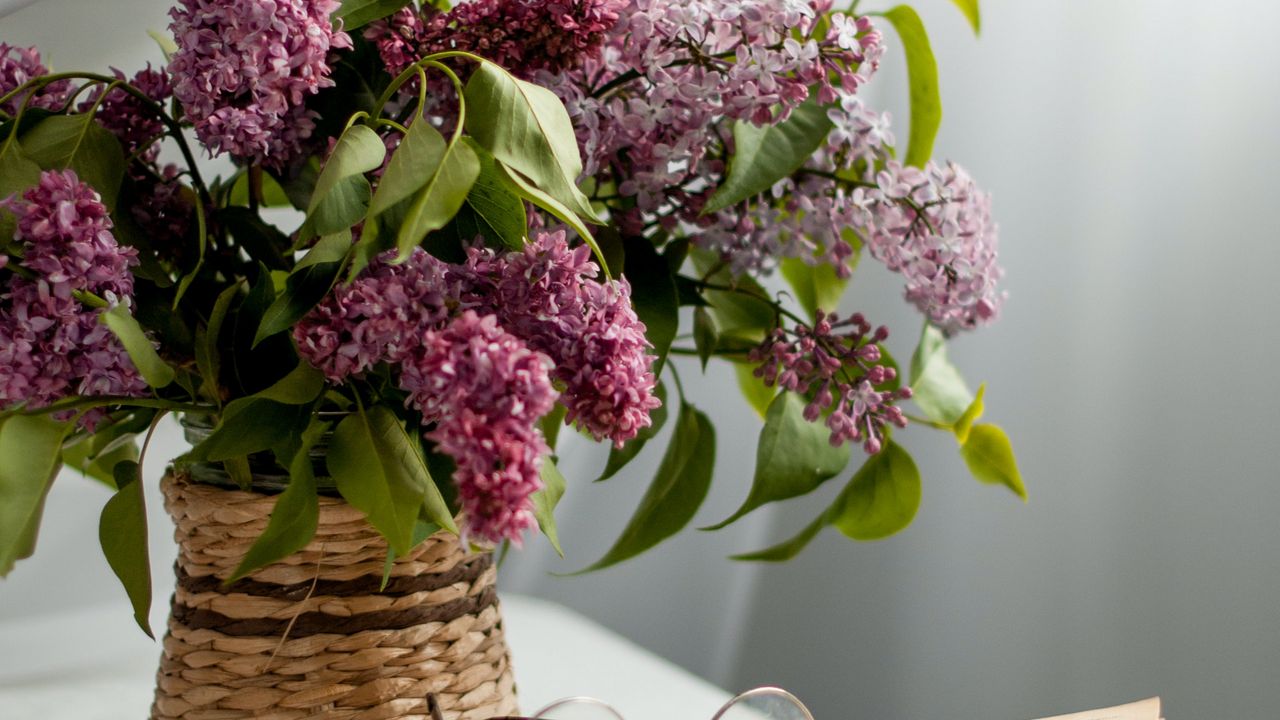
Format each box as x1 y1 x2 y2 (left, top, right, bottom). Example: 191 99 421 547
1032 697 1162 720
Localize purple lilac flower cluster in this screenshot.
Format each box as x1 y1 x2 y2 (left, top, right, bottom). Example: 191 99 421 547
401 312 556 544
167 0 351 166
294 232 659 542
0 43 72 116
0 171 146 428
79 66 172 162
849 161 1005 334
750 310 910 454
463 230 661 448
367 0 624 81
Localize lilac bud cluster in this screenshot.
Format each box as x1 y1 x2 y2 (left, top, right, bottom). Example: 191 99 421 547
750 310 910 454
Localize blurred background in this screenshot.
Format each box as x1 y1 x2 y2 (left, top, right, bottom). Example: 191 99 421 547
2 0 1279 718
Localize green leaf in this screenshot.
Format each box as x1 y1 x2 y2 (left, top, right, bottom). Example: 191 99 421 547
779 256 848 321
98 461 153 637
541 403 567 453
949 0 981 34
147 29 179 61
21 114 126 210
463 61 600 224
575 404 715 572
196 281 241 404
734 362 776 419
598 381 668 482
220 206 290 270
328 405 437 555
707 392 850 530
702 97 834 215
495 161 606 272
335 0 412 29
190 365 320 462
227 170 291 207
0 139 42 244
367 116 446 218
693 307 718 371
227 422 325 582
0 415 71 576
909 323 972 425
881 6 942 167
622 234 678 372
829 440 921 541
394 137 479 259
299 123 385 240
233 361 325 407
532 459 567 556
63 430 139 488
101 305 175 389
691 251 776 342
253 232 350 346
954 383 985 444
460 139 528 250
960 423 1026 500
731 512 827 562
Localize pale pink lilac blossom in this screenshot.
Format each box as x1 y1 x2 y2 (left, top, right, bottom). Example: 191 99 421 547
750 310 910 454
851 161 1005 334
167 0 351 166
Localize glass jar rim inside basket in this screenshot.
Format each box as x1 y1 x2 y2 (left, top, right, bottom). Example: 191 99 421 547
470 686 816 720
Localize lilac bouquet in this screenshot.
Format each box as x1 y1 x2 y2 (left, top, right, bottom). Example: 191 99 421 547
0 0 1020 632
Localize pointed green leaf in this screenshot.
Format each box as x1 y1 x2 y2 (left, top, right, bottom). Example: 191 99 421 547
328 405 435 555
949 0 981 34
598 381 668 482
102 305 175 389
707 392 851 530
189 401 312 462
829 440 921 541
21 113 126 210
299 123 385 239
533 460 567 556
368 117 446 217
254 232 350 346
0 415 71 576
336 0 412 29
954 383 985 444
463 60 600 224
909 323 972 425
693 307 718 371
731 512 827 562
98 461 153 637
395 138 480 259
881 6 942 167
460 139 528 250
196 281 242 404
147 29 179 61
576 404 715 572
495 161 608 274
228 422 325 582
691 251 776 342
734 362 776 419
960 423 1026 500
703 97 834 215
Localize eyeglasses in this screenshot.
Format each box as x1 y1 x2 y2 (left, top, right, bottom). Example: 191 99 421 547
427 686 817 720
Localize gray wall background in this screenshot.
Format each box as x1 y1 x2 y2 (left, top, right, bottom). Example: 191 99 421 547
3 1 1279 719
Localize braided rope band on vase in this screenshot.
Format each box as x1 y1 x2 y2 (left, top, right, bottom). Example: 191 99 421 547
153 472 519 720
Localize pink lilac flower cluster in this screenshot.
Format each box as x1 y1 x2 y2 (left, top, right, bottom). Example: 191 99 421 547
79 66 172 162
463 230 661 447
0 170 146 427
367 0 624 81
750 310 910 454
167 0 351 166
0 43 72 116
400 311 557 544
538 2 881 269
850 161 1005 334
295 231 661 541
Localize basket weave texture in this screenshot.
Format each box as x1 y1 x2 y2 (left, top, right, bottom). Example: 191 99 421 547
152 472 518 720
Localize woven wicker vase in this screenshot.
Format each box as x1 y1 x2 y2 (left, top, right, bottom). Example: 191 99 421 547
151 472 519 720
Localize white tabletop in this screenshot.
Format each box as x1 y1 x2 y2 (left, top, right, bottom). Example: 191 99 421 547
0 594 731 719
